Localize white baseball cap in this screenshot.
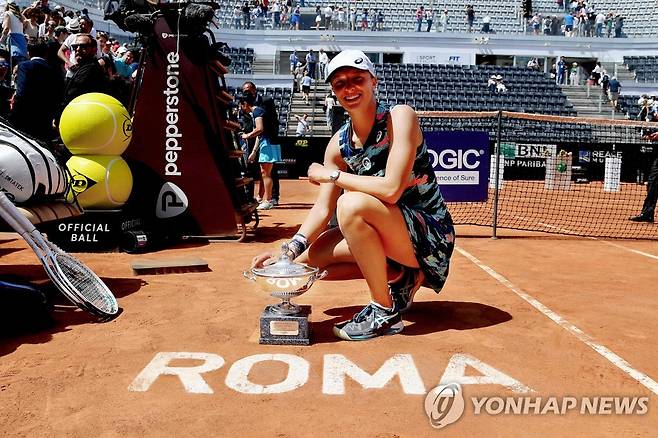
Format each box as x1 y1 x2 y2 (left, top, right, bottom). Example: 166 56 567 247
325 49 376 83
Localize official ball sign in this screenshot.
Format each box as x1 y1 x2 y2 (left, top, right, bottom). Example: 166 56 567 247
425 131 490 202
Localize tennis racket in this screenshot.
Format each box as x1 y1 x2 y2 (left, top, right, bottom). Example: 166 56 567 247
0 192 118 319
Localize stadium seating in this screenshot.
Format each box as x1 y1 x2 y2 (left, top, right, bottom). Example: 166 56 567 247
623 56 658 82
213 0 657 37
375 63 576 116
219 46 255 75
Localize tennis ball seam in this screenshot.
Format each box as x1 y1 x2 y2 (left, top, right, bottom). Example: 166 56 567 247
104 157 123 206
68 101 118 152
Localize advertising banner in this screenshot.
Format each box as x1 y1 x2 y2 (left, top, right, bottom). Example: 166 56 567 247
425 131 490 202
125 16 237 236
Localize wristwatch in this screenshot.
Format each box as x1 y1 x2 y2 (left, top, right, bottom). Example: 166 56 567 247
329 169 341 183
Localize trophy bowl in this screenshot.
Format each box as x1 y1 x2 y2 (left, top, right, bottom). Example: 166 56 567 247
243 243 327 315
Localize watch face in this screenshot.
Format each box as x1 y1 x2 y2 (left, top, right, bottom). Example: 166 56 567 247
330 170 340 181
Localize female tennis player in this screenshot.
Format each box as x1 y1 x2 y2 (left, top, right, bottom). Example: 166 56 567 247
251 49 455 341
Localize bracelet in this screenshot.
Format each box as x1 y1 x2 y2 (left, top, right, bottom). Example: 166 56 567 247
287 233 309 259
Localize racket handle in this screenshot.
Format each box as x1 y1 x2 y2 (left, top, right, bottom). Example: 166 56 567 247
0 192 31 234
0 191 37 234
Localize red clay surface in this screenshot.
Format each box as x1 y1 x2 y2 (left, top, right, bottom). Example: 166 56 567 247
1 179 658 437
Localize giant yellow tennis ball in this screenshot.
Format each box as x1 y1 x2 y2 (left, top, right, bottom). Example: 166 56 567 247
66 155 133 209
59 93 133 155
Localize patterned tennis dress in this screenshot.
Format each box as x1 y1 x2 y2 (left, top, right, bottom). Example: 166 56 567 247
337 102 455 293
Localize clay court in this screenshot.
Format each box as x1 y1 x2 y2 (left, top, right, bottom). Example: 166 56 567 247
1 179 657 437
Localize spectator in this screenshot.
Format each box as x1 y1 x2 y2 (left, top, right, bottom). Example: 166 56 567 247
465 4 475 32
376 9 384 31
241 2 251 29
305 49 316 79
114 47 135 80
289 50 298 74
337 7 346 30
233 4 242 29
487 74 497 92
349 7 357 31
591 62 602 83
599 70 610 97
415 6 424 32
595 11 605 37
11 42 63 142
495 75 507 93
637 94 650 121
556 56 566 85
314 12 322 30
318 49 329 81
62 33 109 105
426 8 434 32
605 12 613 38
300 71 312 104
440 9 449 32
21 6 40 44
361 8 368 31
607 76 621 108
58 18 81 78
323 92 336 127
613 15 623 38
293 61 304 92
530 13 541 35
271 0 281 29
294 113 310 137
324 5 332 30
542 15 551 35
1 0 28 67
527 57 540 71
569 62 580 85
96 32 115 78
289 6 300 30
481 14 491 33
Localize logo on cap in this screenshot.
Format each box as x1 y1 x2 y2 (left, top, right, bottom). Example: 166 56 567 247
355 57 363 64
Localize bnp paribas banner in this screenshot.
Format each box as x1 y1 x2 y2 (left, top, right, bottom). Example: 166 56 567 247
425 131 490 202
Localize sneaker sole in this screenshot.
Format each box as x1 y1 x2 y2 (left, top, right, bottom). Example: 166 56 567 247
333 322 404 341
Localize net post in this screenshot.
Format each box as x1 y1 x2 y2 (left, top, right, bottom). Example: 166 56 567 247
491 110 503 240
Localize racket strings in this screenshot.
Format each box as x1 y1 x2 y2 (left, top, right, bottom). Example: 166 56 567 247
55 254 118 315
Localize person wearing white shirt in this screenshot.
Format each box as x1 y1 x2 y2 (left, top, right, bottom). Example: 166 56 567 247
295 113 310 137
318 49 329 80
324 5 333 30
595 12 606 37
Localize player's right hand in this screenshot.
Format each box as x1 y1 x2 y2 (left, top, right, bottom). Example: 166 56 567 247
251 252 276 268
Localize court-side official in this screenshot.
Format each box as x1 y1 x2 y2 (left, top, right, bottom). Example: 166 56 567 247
242 81 281 205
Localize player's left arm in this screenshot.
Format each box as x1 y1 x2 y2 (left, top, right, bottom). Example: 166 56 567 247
307 105 421 204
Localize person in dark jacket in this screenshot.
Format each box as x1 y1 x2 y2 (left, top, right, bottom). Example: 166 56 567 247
11 42 64 142
62 33 109 105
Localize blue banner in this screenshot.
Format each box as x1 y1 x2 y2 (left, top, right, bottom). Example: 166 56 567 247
425 131 490 202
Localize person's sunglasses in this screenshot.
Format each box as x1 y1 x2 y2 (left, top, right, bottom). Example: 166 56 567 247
0 62 8 68
71 43 93 50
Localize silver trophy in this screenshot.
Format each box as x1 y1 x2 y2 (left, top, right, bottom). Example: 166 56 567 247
244 243 327 345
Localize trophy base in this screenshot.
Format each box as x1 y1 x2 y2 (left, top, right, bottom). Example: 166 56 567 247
259 304 311 345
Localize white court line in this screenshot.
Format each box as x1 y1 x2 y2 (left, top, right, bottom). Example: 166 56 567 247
455 246 658 396
593 240 658 261
517 216 658 262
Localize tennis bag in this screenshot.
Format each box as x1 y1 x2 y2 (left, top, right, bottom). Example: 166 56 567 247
0 124 67 204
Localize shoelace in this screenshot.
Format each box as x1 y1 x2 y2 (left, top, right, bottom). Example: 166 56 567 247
353 303 376 323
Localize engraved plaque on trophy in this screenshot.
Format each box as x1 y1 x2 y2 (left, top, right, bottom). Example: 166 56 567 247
244 243 326 345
